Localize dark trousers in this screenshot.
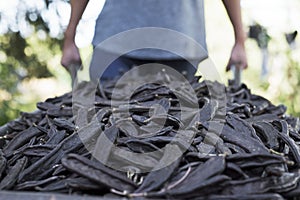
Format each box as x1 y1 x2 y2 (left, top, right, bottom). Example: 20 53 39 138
89 50 200 83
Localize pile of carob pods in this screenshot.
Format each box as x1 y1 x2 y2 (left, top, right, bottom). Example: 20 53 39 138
0 71 300 200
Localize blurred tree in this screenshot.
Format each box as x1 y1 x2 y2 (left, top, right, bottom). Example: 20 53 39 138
255 35 300 118
0 0 69 125
278 49 300 117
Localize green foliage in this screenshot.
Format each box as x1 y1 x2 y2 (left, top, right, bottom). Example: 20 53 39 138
253 44 300 118
278 50 300 117
0 0 68 125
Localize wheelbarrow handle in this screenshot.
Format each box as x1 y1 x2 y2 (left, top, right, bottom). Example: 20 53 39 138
67 63 81 88
231 64 242 86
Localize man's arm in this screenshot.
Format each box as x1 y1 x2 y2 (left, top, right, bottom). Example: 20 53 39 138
61 0 89 68
222 0 248 71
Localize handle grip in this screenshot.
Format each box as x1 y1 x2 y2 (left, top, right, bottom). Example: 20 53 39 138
67 63 81 88
231 64 242 86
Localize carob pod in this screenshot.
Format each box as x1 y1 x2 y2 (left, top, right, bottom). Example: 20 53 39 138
61 153 137 192
3 127 42 157
222 172 300 195
67 176 108 191
255 121 300 165
15 176 63 190
110 147 159 171
0 156 27 190
45 130 67 145
134 144 182 193
226 153 287 169
19 144 55 157
0 150 7 179
167 156 226 194
124 139 163 153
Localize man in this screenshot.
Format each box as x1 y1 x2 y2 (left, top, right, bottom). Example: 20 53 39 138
61 0 247 82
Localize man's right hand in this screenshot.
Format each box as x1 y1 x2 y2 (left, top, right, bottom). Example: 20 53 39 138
61 0 89 70
61 38 82 70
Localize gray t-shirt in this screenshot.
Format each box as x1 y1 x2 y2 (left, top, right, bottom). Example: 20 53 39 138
92 0 207 60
